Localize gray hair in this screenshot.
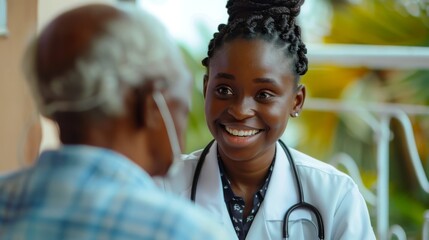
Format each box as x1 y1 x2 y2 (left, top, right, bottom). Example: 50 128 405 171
24 4 190 118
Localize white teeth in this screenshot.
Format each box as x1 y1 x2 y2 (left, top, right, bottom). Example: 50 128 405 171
225 126 259 137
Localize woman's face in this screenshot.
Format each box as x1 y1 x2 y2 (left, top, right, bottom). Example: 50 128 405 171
204 38 305 161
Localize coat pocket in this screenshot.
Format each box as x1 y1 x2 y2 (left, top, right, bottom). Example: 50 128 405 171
286 209 319 239
266 209 320 240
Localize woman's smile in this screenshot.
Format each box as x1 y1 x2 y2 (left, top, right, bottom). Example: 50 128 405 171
225 126 260 137
219 123 264 147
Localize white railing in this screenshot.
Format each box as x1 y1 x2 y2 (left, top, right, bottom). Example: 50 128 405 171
305 98 429 240
306 44 429 240
307 44 429 69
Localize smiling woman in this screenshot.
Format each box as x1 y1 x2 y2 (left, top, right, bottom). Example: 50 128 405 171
156 0 376 239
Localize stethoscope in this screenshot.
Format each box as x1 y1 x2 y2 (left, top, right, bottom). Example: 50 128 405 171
190 139 325 240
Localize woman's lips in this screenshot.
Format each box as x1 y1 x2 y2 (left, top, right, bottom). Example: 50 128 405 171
219 124 263 146
224 126 260 137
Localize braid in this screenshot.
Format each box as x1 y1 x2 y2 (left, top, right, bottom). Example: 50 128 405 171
202 0 308 76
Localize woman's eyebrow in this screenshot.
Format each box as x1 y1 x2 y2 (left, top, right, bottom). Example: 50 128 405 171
214 74 280 87
253 77 280 87
215 72 235 80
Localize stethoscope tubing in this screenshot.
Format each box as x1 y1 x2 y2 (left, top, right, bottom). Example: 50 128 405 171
191 140 324 240
278 140 324 239
190 139 215 202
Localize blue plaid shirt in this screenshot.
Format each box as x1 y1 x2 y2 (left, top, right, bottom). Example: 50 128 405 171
0 145 230 240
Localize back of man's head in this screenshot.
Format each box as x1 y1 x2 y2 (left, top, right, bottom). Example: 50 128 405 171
24 4 191 175
25 3 188 121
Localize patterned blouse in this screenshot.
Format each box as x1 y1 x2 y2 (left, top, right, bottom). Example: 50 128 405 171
218 151 275 240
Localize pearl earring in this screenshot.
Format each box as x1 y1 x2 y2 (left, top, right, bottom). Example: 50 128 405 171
292 112 299 118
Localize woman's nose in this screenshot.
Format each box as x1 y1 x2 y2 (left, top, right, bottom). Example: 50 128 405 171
227 97 255 120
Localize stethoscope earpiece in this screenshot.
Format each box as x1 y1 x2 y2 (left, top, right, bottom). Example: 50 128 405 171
152 91 182 163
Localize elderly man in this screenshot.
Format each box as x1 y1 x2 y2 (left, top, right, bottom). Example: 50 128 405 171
0 4 230 240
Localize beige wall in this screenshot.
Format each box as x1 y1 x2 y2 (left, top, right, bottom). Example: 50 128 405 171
38 0 116 31
0 0 40 172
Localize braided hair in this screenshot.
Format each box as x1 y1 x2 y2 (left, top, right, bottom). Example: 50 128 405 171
202 0 308 78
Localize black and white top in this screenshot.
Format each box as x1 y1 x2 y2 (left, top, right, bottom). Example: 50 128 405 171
218 151 275 240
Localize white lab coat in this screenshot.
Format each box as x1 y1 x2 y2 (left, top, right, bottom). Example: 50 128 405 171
156 141 376 240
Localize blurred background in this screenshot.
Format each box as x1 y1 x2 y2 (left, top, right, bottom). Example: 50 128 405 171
1 0 428 239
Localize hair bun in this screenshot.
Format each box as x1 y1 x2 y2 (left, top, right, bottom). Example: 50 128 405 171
226 0 304 22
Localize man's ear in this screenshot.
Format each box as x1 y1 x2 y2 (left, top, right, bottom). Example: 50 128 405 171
203 74 208 99
142 92 159 129
132 82 157 129
133 88 145 128
293 84 306 114
122 88 145 129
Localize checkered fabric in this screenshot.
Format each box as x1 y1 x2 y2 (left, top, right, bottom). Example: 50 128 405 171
0 145 229 240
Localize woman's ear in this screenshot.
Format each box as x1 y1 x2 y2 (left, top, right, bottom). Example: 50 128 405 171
203 74 208 99
292 84 306 115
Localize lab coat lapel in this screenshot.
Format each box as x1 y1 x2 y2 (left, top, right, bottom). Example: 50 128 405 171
262 142 299 220
194 142 237 237
246 142 299 239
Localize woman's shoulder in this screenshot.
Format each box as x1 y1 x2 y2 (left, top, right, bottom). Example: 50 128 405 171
155 148 206 194
289 148 355 185
181 148 204 162
287 148 365 210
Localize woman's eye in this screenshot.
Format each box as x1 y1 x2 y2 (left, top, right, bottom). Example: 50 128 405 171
215 86 233 96
256 91 274 100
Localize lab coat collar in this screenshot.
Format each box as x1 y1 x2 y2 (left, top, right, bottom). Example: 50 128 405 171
246 142 306 239
260 142 300 221
195 142 237 236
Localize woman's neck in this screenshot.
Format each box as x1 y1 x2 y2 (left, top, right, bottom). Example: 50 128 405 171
219 145 276 191
218 144 276 217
